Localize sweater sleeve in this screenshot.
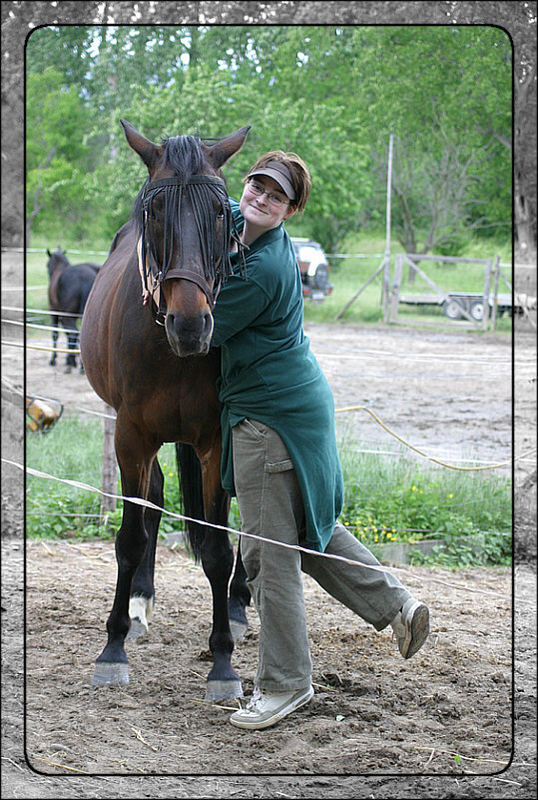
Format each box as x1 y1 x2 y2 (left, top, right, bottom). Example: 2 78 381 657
211 272 270 346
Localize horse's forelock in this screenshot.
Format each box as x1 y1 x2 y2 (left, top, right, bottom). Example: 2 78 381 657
132 135 209 232
162 135 207 182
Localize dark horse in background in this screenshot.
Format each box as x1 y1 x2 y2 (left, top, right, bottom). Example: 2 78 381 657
47 247 100 372
80 120 251 702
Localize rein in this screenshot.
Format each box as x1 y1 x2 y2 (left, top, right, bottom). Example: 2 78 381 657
138 175 235 326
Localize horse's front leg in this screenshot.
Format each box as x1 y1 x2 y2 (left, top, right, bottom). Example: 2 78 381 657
63 321 78 373
199 448 243 702
50 314 59 366
92 414 158 687
127 459 163 639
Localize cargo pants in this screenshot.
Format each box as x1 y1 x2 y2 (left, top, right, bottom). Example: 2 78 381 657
232 418 410 693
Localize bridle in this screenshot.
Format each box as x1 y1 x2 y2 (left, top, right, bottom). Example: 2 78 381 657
138 175 236 326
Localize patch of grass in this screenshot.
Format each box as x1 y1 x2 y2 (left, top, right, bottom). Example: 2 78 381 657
337 428 512 567
26 431 242 543
26 415 108 540
27 416 512 567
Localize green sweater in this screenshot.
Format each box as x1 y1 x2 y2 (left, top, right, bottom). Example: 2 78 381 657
211 200 343 552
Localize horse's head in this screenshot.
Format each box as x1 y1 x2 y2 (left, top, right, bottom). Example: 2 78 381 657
46 247 69 278
122 119 250 357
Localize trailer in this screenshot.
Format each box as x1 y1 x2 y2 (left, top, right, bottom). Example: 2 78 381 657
399 291 536 321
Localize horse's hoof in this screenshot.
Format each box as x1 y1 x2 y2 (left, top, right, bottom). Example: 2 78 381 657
64 366 72 374
205 679 243 703
126 616 147 640
92 661 129 687
230 619 248 643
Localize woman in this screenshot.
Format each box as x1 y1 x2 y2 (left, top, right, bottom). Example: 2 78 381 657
211 151 429 730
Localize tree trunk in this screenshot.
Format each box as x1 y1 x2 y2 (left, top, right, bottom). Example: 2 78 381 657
514 54 537 261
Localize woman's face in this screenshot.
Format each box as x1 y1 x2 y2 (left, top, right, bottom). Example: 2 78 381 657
240 175 295 233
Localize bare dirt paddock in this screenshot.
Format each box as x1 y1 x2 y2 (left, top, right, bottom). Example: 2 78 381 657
1 249 536 798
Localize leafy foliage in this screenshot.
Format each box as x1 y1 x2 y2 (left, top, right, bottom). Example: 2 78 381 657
25 25 512 253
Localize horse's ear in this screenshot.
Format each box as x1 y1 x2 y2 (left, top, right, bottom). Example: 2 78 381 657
47 249 52 257
120 119 160 171
206 126 251 170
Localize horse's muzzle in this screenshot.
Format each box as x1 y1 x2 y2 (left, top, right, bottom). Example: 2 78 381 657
164 309 214 357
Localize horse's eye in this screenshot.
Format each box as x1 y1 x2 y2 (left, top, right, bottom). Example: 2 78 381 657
216 212 225 221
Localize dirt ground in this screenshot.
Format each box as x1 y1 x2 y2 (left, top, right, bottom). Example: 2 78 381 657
1 248 537 798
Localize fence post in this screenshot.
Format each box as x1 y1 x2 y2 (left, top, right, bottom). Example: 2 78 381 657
382 255 392 321
100 403 117 527
389 254 403 323
382 133 394 318
482 258 493 331
490 255 501 330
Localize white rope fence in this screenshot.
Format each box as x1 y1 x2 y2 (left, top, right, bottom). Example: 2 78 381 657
3 304 83 318
2 340 81 355
3 307 518 363
2 357 517 471
2 247 109 256
4 457 515 604
2 378 115 421
7 319 80 335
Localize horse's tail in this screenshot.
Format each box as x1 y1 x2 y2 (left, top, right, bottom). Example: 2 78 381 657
175 442 205 562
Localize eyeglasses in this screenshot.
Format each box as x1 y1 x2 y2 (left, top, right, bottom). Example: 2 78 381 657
247 179 290 207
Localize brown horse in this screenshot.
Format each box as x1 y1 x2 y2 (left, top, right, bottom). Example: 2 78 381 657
80 120 251 701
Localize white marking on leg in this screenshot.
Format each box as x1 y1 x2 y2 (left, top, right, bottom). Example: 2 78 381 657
128 594 153 635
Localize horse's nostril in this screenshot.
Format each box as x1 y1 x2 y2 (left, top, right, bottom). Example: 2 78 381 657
203 310 213 334
166 311 183 338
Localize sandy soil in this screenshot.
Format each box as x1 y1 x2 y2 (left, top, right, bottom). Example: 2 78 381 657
1 249 536 797
22 540 515 777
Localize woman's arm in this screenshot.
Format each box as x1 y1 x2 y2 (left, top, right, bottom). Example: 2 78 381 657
211 272 270 346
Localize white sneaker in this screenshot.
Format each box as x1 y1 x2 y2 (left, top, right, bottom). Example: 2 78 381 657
391 597 429 659
230 685 314 730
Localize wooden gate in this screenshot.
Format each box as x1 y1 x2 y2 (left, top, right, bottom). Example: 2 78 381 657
388 253 500 330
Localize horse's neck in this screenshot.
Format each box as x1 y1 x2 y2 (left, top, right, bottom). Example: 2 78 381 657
51 259 69 275
49 263 66 293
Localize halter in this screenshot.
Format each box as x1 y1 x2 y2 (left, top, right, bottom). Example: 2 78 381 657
138 175 238 326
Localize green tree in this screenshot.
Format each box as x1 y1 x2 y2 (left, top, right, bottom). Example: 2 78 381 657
26 67 93 244
24 25 513 255
26 26 96 87
348 26 512 252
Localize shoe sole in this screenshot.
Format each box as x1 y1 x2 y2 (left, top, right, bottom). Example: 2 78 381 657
230 688 314 730
403 603 430 659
